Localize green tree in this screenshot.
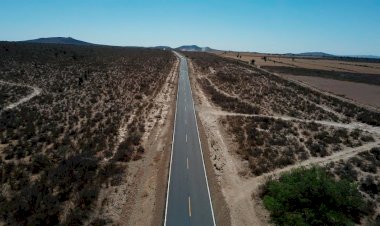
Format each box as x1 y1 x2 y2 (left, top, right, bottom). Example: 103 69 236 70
263 166 366 226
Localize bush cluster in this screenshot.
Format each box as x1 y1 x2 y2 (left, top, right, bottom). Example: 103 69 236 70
262 167 367 226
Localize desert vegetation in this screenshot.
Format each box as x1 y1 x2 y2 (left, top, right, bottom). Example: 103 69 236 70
187 51 380 225
186 52 380 125
0 83 31 109
222 116 374 176
262 167 367 225
326 147 380 224
0 42 175 225
218 51 380 110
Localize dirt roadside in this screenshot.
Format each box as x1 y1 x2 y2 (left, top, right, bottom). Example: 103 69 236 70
188 59 269 225
99 55 179 226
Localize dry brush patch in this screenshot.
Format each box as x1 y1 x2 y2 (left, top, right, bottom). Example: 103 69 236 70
185 51 380 126
186 51 380 225
218 51 380 109
0 42 175 225
0 83 31 109
222 116 375 176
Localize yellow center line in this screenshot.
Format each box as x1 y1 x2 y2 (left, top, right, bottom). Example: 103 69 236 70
188 196 192 217
187 157 189 169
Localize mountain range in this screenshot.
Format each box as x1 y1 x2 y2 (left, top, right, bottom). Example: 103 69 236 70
175 45 214 52
22 37 214 52
18 37 380 58
287 52 335 57
24 37 94 45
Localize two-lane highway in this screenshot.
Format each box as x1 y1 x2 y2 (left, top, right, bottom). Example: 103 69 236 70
164 52 216 226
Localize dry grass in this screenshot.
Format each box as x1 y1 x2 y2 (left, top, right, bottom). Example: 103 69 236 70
0 42 175 225
223 115 374 176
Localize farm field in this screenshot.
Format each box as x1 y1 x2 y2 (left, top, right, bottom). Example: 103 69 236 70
0 42 177 225
284 74 380 108
218 51 380 74
217 51 380 109
186 51 380 225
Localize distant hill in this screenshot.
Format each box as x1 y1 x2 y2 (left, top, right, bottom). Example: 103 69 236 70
298 52 335 57
153 46 172 50
284 52 335 57
23 37 94 45
176 45 215 52
283 52 380 60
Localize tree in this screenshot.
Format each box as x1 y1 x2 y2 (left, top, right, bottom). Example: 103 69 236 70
262 167 366 226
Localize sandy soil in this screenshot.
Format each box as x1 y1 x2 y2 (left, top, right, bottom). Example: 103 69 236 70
283 75 380 108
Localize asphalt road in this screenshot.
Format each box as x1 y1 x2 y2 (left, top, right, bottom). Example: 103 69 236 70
164 52 216 226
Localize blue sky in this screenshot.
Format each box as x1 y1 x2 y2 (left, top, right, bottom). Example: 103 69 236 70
1 0 379 55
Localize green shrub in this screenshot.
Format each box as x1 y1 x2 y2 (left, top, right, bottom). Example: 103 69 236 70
262 166 366 226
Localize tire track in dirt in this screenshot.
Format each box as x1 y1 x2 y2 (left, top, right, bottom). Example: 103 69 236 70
0 80 42 111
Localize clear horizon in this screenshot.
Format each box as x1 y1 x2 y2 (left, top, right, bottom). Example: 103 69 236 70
1 0 379 55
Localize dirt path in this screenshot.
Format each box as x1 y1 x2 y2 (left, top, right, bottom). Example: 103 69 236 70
255 140 380 181
0 80 42 110
201 109 380 134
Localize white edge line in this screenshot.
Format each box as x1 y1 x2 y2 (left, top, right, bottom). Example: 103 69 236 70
185 55 217 225
164 52 180 226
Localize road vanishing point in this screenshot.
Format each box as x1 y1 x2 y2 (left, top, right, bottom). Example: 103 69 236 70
164 52 216 226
